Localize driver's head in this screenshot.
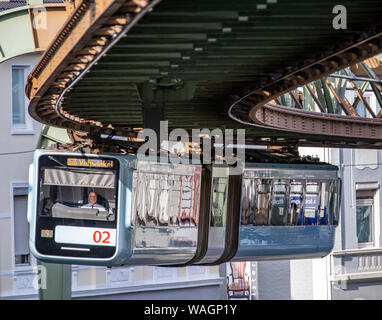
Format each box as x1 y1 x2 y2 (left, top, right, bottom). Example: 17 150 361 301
88 192 97 205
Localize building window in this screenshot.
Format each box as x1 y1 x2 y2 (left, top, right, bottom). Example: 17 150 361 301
11 65 33 134
356 190 375 247
353 90 376 118
13 185 30 266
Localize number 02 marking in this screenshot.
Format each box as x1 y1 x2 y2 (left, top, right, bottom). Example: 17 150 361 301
93 230 111 244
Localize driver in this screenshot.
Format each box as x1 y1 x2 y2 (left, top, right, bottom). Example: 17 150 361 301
81 192 106 211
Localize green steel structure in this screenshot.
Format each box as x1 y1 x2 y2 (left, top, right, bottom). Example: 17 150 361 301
0 0 67 63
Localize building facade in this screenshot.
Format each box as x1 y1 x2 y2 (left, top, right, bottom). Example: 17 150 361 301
329 147 382 300
0 49 43 298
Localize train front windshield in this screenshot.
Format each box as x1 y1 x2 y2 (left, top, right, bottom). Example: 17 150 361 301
35 155 119 259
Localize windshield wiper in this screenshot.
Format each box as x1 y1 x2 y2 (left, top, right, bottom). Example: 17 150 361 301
48 156 69 168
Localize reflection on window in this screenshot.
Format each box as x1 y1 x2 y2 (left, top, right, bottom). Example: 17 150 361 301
12 66 34 133
211 177 228 227
256 180 272 225
12 67 26 125
290 181 303 225
356 190 375 246
327 180 340 225
357 204 372 244
242 179 258 225
240 177 340 226
14 193 30 265
270 181 288 226
304 181 319 225
39 167 117 221
132 168 201 227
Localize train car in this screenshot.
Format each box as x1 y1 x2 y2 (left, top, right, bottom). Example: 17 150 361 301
232 162 341 261
27 149 211 266
28 149 341 267
194 162 341 265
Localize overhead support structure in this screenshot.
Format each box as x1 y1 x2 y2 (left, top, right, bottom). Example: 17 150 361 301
243 59 382 145
26 0 382 150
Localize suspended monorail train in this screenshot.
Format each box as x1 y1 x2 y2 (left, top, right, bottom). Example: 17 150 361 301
28 149 340 266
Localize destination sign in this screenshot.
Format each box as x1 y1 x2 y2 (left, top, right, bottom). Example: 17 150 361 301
67 158 114 168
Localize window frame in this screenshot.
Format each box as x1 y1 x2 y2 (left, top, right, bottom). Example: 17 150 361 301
356 189 375 248
10 64 35 135
240 177 338 226
11 182 33 269
363 91 376 118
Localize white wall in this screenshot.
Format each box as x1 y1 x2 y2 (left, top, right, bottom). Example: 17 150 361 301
0 52 42 214
0 51 42 296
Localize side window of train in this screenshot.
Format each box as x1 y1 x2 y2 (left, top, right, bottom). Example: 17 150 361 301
254 179 272 225
290 181 303 225
241 178 258 225
319 181 329 225
304 181 320 225
132 169 201 228
240 174 340 227
270 180 289 226
327 179 340 226
211 176 228 227
335 179 341 225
